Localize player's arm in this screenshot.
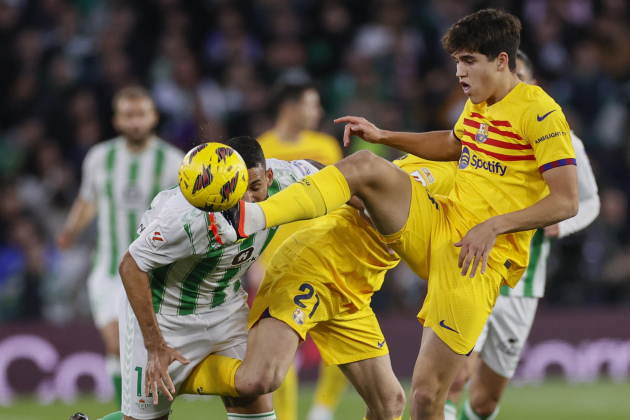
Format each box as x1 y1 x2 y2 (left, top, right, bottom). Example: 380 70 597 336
123 217 193 404
334 116 461 161
457 165 578 277
57 197 97 249
119 251 188 404
57 150 99 249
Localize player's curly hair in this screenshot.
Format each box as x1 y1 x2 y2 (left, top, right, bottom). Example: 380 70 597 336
442 9 521 71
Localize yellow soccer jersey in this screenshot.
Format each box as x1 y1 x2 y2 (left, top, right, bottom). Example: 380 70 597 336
257 129 343 166
451 82 576 286
282 157 457 310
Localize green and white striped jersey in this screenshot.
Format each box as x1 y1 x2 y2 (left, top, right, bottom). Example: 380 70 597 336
129 159 319 315
500 132 599 298
79 137 184 277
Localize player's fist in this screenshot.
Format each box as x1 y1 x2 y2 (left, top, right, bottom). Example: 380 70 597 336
334 116 384 147
56 230 75 250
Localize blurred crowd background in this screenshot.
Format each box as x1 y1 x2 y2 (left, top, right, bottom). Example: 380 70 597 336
1 0 630 324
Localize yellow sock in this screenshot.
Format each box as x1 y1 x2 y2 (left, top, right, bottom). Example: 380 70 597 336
260 166 351 228
274 362 298 420
180 354 241 397
313 363 349 409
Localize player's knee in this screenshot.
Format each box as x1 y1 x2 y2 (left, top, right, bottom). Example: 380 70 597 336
243 370 284 395
470 393 498 417
410 384 441 412
368 385 406 420
342 150 384 186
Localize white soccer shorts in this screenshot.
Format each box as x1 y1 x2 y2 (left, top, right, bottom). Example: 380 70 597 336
87 269 125 328
473 294 539 378
119 292 249 419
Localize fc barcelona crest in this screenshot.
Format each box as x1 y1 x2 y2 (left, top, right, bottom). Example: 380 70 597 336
475 123 489 143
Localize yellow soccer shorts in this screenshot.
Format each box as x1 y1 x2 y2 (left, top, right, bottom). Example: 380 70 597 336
381 174 504 355
249 248 389 366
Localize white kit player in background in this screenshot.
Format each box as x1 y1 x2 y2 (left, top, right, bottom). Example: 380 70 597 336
117 136 320 420
444 51 601 420
57 87 184 404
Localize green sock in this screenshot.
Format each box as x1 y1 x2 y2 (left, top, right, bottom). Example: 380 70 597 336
100 411 124 420
112 374 122 408
458 399 499 420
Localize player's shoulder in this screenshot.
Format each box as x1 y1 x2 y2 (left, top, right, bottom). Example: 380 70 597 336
82 137 123 164
514 84 561 116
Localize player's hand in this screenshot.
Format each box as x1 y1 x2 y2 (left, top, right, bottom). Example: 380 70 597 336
334 116 384 147
56 230 74 250
455 221 498 278
544 224 560 237
145 343 190 405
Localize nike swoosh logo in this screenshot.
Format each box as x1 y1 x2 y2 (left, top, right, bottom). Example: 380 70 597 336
537 110 557 122
378 340 386 348
439 320 459 334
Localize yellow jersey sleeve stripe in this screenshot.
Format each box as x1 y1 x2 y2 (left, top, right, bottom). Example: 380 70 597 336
539 158 576 173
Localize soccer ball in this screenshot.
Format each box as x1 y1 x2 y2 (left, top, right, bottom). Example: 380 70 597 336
179 143 248 211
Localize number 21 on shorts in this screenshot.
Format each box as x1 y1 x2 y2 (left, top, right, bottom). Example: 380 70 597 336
293 283 319 325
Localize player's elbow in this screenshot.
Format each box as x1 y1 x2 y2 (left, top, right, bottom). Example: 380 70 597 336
119 250 138 279
564 193 579 219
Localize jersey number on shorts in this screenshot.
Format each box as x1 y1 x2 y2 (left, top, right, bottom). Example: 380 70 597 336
135 366 153 397
294 283 320 319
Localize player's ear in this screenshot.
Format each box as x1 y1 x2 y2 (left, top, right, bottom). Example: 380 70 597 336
266 168 274 187
497 52 509 72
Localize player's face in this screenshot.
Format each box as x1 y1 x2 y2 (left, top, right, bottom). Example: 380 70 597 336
113 97 159 143
452 50 504 104
515 58 536 85
298 89 324 130
242 164 273 203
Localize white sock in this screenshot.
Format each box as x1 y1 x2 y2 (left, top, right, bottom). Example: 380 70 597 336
444 400 457 420
227 411 276 420
243 202 266 236
307 404 334 420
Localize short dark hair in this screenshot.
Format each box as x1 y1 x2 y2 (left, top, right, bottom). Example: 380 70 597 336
269 82 316 117
442 9 522 71
516 49 534 76
223 136 266 169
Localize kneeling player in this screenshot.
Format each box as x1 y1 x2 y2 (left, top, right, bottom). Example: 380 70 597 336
180 155 457 420
99 137 322 420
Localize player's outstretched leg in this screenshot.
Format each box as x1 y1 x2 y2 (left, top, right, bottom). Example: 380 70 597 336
178 317 300 398
233 150 413 238
410 328 467 420
338 355 406 420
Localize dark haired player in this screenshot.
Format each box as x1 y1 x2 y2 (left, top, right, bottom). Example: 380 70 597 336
443 51 600 420
96 137 322 420
197 9 579 420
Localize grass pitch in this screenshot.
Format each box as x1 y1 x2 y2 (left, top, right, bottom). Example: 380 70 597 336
2 380 629 420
